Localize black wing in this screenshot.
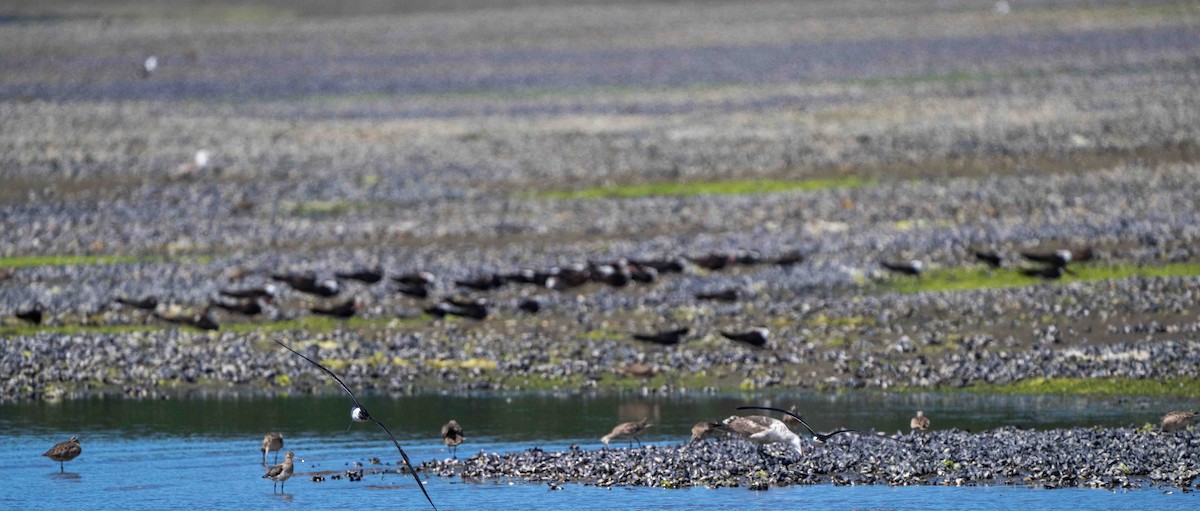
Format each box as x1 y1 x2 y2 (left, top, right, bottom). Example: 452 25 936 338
370 417 438 511
273 339 365 411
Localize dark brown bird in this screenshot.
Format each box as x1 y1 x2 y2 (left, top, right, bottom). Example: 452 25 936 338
16 304 42 325
114 295 158 311
771 251 805 266
441 420 465 458
601 419 651 448
211 297 265 316
395 283 431 299
688 253 735 271
336 267 384 284
690 421 725 443
455 274 506 291
392 271 436 287
629 265 658 284
310 297 360 319
632 328 690 346
43 436 82 472
973 250 1002 268
631 257 686 274
155 306 219 331
262 451 297 494
696 288 743 302
1020 249 1073 268
720 328 770 347
517 297 543 314
1019 265 1073 280
271 272 340 297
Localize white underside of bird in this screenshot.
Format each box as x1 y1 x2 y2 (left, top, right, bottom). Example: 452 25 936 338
722 415 803 454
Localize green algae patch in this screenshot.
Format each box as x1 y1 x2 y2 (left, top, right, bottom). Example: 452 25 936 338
883 262 1200 294
538 177 873 200
0 323 159 337
0 254 213 269
426 358 498 370
961 377 1200 398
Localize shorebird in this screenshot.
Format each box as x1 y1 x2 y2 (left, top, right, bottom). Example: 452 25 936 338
1160 410 1198 432
261 432 284 464
114 295 159 311
455 274 506 292
262 451 298 494
618 363 658 378
632 328 690 346
629 265 658 284
690 421 725 443
43 436 81 472
881 260 923 277
736 406 858 444
688 252 735 271
631 257 686 274
517 297 543 314
154 306 219 331
771 251 805 266
720 328 770 348
219 284 276 300
696 288 743 302
392 271 437 288
601 419 651 448
717 414 803 456
310 297 360 319
211 296 266 316
910 410 931 432
271 272 340 297
336 267 384 284
973 250 1003 268
16 304 43 325
441 420 464 458
141 55 157 78
1020 249 1073 268
173 150 211 180
273 340 437 510
396 284 431 299
1019 265 1073 280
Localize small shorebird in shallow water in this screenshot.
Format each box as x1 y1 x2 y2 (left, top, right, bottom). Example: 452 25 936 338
262 451 298 494
601 419 651 448
720 328 769 348
632 328 690 346
910 410 931 432
881 259 923 277
1160 410 1197 432
441 420 464 458
261 432 283 464
736 406 858 444
43 436 81 472
273 340 437 510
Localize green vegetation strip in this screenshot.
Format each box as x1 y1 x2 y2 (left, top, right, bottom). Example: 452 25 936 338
538 177 873 200
0 254 213 269
1 314 426 338
962 377 1200 399
884 262 1200 294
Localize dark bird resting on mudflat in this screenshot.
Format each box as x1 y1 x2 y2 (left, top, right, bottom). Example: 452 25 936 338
310 297 360 319
271 272 340 297
43 436 82 472
219 285 276 300
336 267 384 284
441 420 465 458
273 340 437 510
720 328 770 348
601 419 651 448
114 295 158 311
1019 265 1073 280
455 274 506 292
16 304 43 325
688 252 735 271
211 296 266 316
973 250 1003 268
632 328 690 346
695 288 743 302
1020 249 1074 268
881 260 923 277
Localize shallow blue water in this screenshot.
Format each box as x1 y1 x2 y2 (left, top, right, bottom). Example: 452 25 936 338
2 392 1194 509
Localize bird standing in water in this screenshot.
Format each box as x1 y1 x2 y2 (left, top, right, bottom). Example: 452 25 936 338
441 420 465 458
43 436 82 472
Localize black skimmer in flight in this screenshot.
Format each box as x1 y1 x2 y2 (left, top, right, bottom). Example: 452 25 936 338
271 273 340 297
600 419 651 449
632 328 690 346
737 406 858 444
273 340 437 510
310 297 360 319
881 259 924 277
441 420 464 458
720 328 769 348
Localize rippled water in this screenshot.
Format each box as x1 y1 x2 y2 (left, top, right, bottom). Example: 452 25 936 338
2 391 1195 509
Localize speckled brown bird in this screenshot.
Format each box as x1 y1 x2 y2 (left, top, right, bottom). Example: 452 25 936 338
601 419 651 448
441 420 465 458
43 436 81 472
262 451 297 494
910 410 931 432
1160 410 1197 432
261 432 283 464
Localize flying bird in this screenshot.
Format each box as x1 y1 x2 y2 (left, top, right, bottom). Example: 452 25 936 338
736 406 858 443
720 328 770 348
632 328 690 346
273 340 437 510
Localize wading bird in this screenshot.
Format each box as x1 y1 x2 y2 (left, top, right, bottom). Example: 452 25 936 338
736 406 858 444
601 419 652 448
261 432 283 464
910 410 931 432
274 340 437 510
1161 410 1197 432
262 451 298 494
43 436 82 472
441 420 464 458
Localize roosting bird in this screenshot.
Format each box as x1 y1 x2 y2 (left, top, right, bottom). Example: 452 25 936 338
720 328 770 348
973 249 1003 268
310 297 360 319
1160 410 1197 432
632 328 690 346
1020 249 1073 268
16 304 43 325
336 267 384 284
114 295 159 311
220 285 276 300
211 296 266 316
881 260 923 277
271 272 340 297
1019 265 1073 280
696 288 743 302
273 340 437 510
